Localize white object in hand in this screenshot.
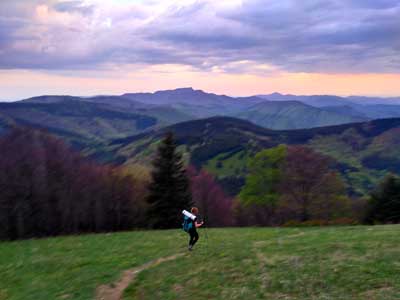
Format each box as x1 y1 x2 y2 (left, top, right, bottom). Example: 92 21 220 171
182 210 197 221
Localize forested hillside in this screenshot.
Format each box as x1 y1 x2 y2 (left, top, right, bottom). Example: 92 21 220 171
105 117 400 196
5 88 400 137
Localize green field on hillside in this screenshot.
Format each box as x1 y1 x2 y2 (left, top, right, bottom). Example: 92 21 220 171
1 226 400 300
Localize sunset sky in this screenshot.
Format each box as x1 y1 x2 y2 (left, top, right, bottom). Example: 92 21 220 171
1 0 399 101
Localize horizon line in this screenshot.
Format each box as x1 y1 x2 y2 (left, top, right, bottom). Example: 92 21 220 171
1 87 400 102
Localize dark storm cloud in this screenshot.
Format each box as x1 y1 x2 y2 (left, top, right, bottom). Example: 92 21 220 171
0 0 399 73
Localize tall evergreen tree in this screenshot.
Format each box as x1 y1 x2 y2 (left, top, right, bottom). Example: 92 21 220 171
365 174 400 224
146 132 192 229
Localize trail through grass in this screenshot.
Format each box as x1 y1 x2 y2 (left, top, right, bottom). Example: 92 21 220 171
0 230 181 300
96 253 184 300
124 226 400 300
1 226 400 300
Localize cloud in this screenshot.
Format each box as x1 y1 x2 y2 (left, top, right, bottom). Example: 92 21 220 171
349 0 399 9
53 1 94 15
0 0 399 74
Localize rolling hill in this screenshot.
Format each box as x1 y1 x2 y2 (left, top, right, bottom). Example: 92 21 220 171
235 100 367 129
2 89 400 196
0 88 382 139
324 104 400 120
21 94 195 125
122 87 251 118
258 92 400 106
257 93 356 107
0 96 195 147
104 117 400 196
353 104 400 119
0 100 157 145
122 88 368 128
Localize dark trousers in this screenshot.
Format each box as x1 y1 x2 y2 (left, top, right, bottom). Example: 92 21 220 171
188 228 199 246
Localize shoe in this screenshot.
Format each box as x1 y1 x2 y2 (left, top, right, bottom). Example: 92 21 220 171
188 245 193 251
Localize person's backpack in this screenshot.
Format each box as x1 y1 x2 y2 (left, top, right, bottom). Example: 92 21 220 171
182 215 193 232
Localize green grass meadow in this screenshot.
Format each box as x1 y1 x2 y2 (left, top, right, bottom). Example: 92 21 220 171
1 226 400 300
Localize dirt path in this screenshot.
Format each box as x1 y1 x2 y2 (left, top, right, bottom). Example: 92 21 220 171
96 253 184 300
253 241 271 291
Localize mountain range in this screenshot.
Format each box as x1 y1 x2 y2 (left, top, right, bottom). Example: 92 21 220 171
1 88 400 196
259 92 400 106
1 88 400 142
102 116 400 196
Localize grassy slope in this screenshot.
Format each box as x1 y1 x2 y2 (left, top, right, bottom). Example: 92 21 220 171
204 150 249 178
0 231 181 300
125 226 400 300
1 226 400 300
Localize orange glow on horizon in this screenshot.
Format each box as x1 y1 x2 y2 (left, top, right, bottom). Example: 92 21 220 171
1 67 400 100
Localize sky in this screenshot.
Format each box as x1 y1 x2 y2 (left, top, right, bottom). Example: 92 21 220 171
0 0 399 101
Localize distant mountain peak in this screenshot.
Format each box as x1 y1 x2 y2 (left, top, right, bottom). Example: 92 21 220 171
173 87 195 92
155 87 197 94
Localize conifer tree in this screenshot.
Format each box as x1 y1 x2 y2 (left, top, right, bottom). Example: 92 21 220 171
365 174 400 224
146 132 192 229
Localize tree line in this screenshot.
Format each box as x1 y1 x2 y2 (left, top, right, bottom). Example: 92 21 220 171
237 145 353 225
236 144 399 226
0 128 232 240
0 128 398 240
0 128 149 240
